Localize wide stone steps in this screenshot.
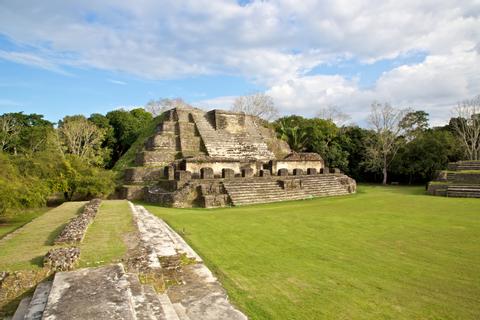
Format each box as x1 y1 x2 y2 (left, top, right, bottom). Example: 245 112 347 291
224 176 350 206
12 264 185 320
447 185 480 198
191 112 274 160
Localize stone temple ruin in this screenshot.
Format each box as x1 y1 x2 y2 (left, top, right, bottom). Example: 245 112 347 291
427 160 480 198
120 105 356 207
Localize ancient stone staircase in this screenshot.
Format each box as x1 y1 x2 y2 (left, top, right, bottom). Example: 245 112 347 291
136 109 206 166
190 110 274 161
224 175 351 206
448 160 480 171
446 185 480 198
13 264 180 320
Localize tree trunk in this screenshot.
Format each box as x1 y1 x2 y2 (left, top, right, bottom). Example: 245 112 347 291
382 156 388 185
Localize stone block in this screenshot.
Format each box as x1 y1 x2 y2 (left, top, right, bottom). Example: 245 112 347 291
259 170 271 177
278 168 289 176
321 167 330 174
307 168 317 175
293 168 304 176
241 168 254 177
222 168 235 179
201 167 214 179
332 168 341 174
175 170 192 182
164 166 175 180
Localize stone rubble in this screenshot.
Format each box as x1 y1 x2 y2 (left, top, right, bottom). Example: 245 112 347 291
54 199 102 244
43 247 81 272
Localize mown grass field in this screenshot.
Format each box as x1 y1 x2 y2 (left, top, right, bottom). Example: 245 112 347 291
143 185 480 320
0 200 133 271
0 202 85 271
0 208 50 239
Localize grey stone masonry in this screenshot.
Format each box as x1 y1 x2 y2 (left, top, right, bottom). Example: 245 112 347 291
222 168 235 179
293 168 304 175
428 160 480 198
201 167 214 179
260 169 271 177
278 168 288 176
307 168 317 175
241 168 254 177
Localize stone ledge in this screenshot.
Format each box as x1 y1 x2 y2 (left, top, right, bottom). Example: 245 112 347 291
54 199 102 244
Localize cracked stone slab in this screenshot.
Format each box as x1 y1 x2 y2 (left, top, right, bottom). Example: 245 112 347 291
42 264 136 320
130 203 248 320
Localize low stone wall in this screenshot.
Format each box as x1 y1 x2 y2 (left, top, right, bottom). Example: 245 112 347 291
447 172 480 184
54 199 102 244
44 247 81 271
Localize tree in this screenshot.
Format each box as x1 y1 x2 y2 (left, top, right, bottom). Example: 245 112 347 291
364 102 408 184
232 93 278 121
450 95 480 160
58 115 107 165
106 108 153 163
399 110 429 141
145 98 188 116
274 116 309 152
316 105 351 126
0 114 21 152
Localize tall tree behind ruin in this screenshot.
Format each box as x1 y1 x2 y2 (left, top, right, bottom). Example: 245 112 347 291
58 115 107 165
364 102 408 184
232 93 279 121
450 95 480 160
0 115 20 153
317 105 351 126
145 98 189 116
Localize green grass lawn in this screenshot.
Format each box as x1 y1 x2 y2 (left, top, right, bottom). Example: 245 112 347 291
0 202 85 271
0 208 50 239
79 200 134 267
143 185 480 320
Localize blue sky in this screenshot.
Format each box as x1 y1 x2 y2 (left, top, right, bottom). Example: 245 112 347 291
0 1 479 125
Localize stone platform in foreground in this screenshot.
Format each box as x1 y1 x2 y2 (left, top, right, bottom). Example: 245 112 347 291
427 160 480 198
13 203 247 320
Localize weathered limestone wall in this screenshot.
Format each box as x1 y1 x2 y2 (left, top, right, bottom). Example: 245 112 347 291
271 160 325 174
184 159 260 176
124 167 164 183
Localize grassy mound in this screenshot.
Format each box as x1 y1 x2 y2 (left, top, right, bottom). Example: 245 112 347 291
144 185 480 320
113 115 164 172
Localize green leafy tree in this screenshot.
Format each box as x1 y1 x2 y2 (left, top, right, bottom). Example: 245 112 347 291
106 108 153 163
58 115 107 165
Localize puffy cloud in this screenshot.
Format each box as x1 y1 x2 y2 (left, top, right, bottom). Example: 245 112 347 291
0 0 479 123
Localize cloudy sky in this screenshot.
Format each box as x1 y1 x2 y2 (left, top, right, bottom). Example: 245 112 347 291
0 0 479 125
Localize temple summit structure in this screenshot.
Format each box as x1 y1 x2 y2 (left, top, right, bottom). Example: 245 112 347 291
120 105 356 207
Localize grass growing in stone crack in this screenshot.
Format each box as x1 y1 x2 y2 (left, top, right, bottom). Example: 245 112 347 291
143 185 480 320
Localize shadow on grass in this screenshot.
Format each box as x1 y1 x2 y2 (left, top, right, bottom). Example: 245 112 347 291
43 205 84 246
29 255 45 268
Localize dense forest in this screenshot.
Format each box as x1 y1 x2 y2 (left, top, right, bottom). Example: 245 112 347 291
1 95 479 216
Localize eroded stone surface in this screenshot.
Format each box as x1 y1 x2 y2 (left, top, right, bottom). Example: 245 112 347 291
42 264 135 320
130 203 248 320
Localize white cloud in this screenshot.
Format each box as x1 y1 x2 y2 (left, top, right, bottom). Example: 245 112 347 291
0 0 479 123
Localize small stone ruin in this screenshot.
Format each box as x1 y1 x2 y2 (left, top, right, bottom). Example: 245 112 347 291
120 106 356 207
427 160 480 198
